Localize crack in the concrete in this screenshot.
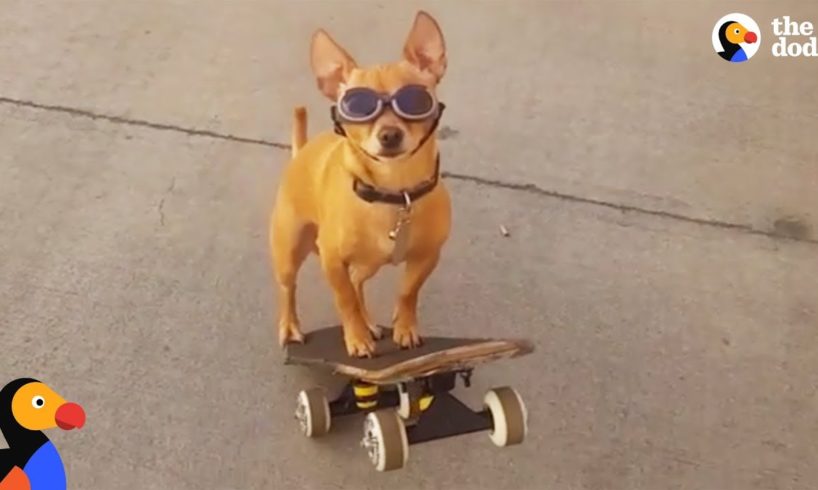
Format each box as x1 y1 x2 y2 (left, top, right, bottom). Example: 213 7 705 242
157 198 166 227
0 96 291 149
441 171 818 246
3 95 815 246
157 176 176 227
166 176 177 194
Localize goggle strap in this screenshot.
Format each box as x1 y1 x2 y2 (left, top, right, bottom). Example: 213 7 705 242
409 102 445 157
330 105 347 137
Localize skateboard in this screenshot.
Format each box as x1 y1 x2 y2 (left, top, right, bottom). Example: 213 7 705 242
284 326 534 472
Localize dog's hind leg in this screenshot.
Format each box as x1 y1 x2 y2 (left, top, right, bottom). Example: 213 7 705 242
270 204 315 346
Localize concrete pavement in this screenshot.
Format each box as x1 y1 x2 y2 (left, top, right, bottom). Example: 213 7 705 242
1 1 816 489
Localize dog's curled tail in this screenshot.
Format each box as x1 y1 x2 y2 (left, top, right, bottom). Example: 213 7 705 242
291 106 307 159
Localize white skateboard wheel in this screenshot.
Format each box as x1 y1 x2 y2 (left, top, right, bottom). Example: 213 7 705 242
484 387 527 447
295 388 331 438
361 410 409 471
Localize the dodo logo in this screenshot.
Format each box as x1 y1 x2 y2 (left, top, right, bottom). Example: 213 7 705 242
0 378 85 490
712 13 761 63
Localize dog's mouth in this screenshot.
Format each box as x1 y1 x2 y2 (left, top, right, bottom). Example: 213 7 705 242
377 147 407 159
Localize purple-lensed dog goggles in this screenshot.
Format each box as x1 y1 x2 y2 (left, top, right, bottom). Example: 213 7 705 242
335 84 438 123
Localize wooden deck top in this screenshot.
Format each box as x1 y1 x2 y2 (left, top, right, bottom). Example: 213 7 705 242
284 326 534 384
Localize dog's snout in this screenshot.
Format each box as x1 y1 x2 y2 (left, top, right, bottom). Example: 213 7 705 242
377 126 404 150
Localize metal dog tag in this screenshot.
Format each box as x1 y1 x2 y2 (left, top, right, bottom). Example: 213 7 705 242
389 220 411 264
389 192 412 264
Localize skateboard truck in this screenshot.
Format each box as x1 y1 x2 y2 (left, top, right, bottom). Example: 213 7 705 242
459 369 473 388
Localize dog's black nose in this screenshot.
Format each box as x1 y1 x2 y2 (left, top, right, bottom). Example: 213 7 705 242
377 126 404 150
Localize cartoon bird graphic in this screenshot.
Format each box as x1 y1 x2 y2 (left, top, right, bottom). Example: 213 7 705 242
0 379 85 490
717 20 758 62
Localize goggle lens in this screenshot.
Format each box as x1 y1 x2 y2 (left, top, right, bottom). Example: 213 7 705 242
393 86 435 118
339 88 382 120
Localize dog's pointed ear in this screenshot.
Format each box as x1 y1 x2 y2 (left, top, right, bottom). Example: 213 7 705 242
402 11 447 81
310 29 357 101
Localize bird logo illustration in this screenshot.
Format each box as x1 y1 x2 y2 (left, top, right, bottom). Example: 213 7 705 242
0 379 85 490
712 13 761 63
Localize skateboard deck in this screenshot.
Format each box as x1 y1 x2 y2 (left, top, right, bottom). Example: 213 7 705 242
284 326 534 385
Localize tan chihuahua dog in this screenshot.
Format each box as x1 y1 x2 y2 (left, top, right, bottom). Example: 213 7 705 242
269 11 451 358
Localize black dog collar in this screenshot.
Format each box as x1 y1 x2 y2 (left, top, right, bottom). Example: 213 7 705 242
352 154 441 205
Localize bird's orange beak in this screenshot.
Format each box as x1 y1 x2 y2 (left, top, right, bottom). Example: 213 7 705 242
55 402 85 430
744 32 758 44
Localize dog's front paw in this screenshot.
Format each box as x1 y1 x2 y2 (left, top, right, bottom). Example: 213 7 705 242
345 329 376 358
367 322 385 340
278 321 305 347
393 325 422 349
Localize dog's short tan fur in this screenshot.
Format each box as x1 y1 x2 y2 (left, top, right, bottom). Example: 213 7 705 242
270 11 451 357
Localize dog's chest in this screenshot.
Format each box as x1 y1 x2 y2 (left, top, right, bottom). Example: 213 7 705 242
348 205 416 265
367 209 409 263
